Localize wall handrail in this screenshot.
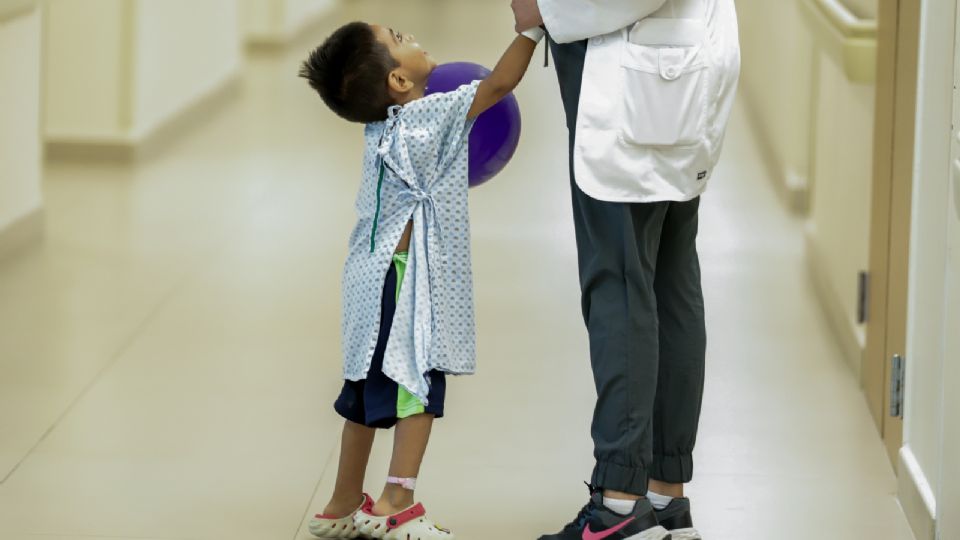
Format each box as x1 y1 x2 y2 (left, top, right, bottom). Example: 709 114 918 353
0 0 36 24
800 0 878 84
817 0 877 38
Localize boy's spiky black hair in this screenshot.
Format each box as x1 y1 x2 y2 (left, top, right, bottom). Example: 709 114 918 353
299 21 399 123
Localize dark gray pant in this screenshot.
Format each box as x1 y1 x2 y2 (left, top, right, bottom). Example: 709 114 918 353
549 37 707 495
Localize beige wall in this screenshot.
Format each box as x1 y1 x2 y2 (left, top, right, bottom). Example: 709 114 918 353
717 0 881 377
240 0 335 45
0 5 42 232
736 0 815 211
283 0 332 35
240 0 278 42
44 0 242 147
43 0 125 141
132 0 241 138
806 47 875 363
771 0 877 374
845 0 878 19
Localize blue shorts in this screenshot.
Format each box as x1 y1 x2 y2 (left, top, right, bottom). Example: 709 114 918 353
334 260 446 429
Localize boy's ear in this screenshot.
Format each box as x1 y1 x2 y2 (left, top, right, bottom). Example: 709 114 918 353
388 69 414 93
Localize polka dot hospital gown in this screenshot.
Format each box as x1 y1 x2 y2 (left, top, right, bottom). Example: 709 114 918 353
341 81 480 405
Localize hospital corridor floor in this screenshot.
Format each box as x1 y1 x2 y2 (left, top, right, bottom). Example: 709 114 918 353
0 1 915 539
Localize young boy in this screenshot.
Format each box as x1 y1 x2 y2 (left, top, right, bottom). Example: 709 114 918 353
299 21 544 539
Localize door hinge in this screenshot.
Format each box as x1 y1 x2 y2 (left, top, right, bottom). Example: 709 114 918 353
890 354 905 418
857 271 870 324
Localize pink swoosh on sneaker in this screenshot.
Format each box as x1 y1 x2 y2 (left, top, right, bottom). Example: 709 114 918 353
582 517 635 540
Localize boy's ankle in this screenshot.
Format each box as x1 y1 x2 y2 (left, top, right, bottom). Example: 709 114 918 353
372 492 415 516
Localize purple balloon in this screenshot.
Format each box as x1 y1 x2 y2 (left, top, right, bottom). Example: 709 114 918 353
426 62 521 188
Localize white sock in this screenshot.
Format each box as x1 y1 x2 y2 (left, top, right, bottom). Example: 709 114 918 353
602 496 637 515
646 490 674 511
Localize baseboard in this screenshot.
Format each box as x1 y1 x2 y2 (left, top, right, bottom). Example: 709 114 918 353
740 86 810 215
0 208 43 261
45 73 242 162
805 227 864 376
44 133 138 161
899 446 937 540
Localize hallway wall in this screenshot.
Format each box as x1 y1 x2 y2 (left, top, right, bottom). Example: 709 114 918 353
0 3 42 248
240 0 336 46
44 0 242 150
735 0 815 212
845 0 878 19
805 47 875 374
739 0 878 375
283 0 334 36
131 0 241 139
43 0 125 142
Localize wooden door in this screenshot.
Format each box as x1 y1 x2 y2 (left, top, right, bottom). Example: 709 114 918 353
863 0 921 464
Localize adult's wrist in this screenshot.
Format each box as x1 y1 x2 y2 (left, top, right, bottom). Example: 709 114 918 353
520 26 546 43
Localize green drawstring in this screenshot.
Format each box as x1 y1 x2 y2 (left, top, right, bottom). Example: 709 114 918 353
370 160 386 253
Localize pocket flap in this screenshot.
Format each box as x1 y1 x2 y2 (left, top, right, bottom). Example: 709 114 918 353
621 41 705 78
628 18 706 47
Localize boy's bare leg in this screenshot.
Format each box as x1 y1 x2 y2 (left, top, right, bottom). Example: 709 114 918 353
323 420 376 517
372 413 434 515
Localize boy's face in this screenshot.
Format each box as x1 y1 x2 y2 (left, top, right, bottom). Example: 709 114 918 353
372 24 437 96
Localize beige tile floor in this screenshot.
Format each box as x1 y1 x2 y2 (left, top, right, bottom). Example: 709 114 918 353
0 1 915 539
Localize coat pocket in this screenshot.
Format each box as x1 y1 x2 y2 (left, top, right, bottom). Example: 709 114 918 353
619 21 708 147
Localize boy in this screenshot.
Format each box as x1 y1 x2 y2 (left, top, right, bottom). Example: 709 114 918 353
299 21 544 539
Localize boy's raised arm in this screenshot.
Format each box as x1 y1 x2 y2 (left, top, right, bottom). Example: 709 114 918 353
467 29 544 120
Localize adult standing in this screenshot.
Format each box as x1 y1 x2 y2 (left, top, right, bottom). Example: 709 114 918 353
512 1 741 539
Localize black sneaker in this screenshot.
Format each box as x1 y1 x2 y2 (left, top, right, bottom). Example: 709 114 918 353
538 485 671 540
653 498 701 540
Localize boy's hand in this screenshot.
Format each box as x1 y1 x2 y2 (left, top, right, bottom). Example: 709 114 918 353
512 0 544 33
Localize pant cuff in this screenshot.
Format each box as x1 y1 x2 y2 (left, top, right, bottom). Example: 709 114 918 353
591 460 649 496
650 453 694 484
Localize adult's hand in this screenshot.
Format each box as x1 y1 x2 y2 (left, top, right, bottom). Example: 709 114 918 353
512 0 544 33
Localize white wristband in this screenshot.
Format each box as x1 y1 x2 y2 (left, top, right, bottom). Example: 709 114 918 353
520 27 545 43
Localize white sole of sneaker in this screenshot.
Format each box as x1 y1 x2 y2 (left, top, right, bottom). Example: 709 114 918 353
625 525 673 540
667 527 701 540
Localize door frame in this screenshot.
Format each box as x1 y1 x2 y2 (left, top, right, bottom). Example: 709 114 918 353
863 0 921 464
937 3 960 537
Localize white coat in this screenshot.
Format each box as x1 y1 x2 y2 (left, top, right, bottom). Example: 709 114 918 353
539 0 741 202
